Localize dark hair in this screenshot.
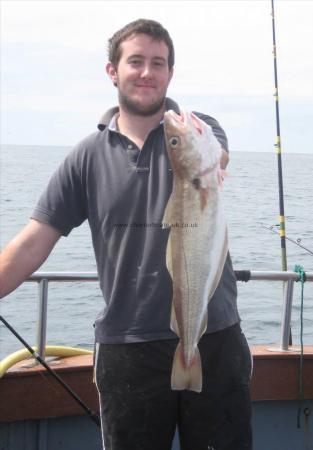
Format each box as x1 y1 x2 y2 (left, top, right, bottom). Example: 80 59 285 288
108 19 175 70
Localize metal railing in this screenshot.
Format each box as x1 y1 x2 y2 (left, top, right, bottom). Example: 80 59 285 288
26 270 313 359
27 272 98 359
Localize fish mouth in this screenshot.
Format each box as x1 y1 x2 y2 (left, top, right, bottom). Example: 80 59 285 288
164 109 186 129
164 109 203 135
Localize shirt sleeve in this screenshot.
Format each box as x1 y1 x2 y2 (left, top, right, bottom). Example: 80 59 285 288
31 144 87 236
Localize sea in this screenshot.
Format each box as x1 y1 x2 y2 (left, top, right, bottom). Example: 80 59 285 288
0 145 312 359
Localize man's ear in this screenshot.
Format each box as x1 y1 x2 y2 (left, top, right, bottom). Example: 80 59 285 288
168 67 174 85
106 62 118 86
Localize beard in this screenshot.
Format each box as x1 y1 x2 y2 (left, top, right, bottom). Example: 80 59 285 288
117 89 166 117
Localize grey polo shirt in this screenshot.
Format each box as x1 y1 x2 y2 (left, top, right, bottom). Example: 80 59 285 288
31 98 239 344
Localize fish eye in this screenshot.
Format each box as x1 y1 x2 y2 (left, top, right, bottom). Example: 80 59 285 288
169 136 180 148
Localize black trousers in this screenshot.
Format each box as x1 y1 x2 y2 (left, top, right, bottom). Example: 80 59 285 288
95 324 253 450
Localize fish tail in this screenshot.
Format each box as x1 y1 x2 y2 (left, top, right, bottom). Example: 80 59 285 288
171 343 202 393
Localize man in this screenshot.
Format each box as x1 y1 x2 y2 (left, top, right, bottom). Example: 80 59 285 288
0 19 252 450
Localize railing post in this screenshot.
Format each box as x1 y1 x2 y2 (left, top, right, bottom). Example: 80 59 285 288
37 279 49 360
279 279 294 351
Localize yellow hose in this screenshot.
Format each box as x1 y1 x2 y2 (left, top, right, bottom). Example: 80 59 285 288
0 345 93 378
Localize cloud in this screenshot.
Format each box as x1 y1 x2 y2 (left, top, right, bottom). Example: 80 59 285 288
1 0 313 148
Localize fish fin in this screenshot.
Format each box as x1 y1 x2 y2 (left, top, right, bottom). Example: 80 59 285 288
166 233 173 278
170 304 180 336
207 227 229 301
162 196 172 229
199 187 210 211
171 343 202 393
199 309 208 339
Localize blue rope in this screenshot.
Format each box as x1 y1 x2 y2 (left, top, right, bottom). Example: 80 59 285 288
294 264 306 428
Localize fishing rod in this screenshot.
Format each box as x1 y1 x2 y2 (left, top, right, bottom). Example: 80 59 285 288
0 315 101 428
271 0 288 271
261 223 313 257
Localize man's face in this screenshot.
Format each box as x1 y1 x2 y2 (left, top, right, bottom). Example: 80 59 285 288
106 33 173 116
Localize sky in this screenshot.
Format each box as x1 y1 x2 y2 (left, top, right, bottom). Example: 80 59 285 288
1 0 313 153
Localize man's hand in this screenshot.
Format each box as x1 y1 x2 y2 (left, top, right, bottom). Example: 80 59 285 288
220 149 229 170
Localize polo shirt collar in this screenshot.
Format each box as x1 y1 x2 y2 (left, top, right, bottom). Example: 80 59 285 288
97 98 180 131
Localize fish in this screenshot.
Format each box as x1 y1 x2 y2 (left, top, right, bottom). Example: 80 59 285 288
163 109 228 392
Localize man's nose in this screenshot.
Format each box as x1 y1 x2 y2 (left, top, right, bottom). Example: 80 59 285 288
141 64 153 78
